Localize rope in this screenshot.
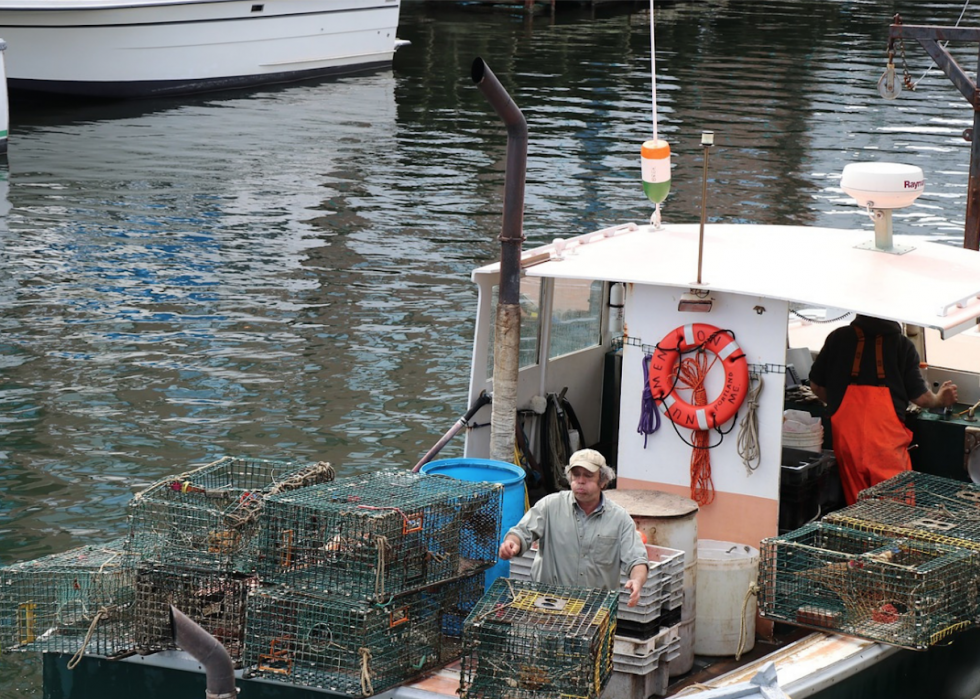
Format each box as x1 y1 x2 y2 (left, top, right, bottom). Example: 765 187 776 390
373 536 390 597
676 350 715 505
356 505 412 528
909 0 972 88
223 461 336 531
359 647 374 696
268 461 335 495
735 581 759 661
66 607 111 670
637 354 661 447
737 374 763 475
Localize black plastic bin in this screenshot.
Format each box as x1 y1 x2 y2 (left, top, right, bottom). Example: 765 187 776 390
779 447 840 532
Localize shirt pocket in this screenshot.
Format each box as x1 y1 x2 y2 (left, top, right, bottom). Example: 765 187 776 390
592 535 619 569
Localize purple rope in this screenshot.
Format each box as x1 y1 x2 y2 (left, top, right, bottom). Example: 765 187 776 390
638 354 660 448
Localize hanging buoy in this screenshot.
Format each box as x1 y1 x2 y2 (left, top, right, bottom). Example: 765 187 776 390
641 139 671 204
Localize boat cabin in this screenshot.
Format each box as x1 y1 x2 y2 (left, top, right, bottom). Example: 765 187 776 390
463 212 980 545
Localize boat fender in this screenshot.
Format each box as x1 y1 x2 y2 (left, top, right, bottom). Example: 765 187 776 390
648 323 749 430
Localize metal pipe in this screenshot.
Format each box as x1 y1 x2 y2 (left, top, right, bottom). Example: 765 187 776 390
413 391 492 472
471 57 527 307
472 57 528 464
170 605 236 699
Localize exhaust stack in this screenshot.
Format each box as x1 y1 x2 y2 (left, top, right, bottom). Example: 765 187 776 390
472 57 528 464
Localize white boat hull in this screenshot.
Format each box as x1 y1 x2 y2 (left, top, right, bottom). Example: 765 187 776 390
0 0 401 97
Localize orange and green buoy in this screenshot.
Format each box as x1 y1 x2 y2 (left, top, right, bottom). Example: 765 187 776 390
641 138 671 204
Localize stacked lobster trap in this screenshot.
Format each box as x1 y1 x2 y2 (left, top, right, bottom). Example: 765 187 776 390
459 577 618 699
0 539 136 658
508 541 683 695
0 458 504 696
126 456 335 660
254 468 501 599
243 573 485 695
128 456 336 572
244 468 503 695
856 470 980 511
759 521 979 649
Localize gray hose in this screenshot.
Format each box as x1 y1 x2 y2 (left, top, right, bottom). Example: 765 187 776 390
170 605 237 699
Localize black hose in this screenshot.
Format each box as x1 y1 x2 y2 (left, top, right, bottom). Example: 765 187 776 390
170 605 236 698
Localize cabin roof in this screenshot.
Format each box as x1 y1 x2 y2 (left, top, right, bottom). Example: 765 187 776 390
473 222 980 339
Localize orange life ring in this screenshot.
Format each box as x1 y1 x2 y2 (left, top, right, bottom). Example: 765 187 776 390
648 323 749 430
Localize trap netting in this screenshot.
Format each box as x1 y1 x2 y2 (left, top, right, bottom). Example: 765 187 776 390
255 469 502 599
133 561 258 663
759 522 978 649
858 471 980 512
460 578 618 699
0 539 135 657
243 573 485 696
825 497 980 553
128 456 335 572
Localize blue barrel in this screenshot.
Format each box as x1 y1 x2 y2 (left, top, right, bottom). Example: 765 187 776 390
420 458 526 591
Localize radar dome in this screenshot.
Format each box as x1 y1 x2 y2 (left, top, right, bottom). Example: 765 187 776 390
840 162 924 209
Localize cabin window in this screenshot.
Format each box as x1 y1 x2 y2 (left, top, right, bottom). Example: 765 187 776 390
486 277 542 375
548 279 603 359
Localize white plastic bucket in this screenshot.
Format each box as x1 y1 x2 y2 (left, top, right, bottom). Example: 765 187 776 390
694 540 759 657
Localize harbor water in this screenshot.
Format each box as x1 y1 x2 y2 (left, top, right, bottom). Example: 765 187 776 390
2 0 979 695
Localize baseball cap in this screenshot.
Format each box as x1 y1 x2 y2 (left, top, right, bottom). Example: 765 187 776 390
565 448 606 474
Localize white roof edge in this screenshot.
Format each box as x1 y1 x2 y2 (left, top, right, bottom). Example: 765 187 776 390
473 222 980 338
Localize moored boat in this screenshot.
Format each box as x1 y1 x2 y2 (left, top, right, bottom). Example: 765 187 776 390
0 0 404 98
25 53 980 699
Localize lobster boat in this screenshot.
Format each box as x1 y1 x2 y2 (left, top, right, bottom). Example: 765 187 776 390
26 59 980 699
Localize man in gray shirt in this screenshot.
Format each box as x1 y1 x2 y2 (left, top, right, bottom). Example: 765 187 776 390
498 448 649 606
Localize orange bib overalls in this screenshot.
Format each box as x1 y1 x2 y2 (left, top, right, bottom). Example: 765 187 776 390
830 326 913 505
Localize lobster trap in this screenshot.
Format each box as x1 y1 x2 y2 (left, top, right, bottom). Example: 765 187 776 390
759 522 978 649
857 470 980 513
0 539 135 657
255 469 501 599
824 497 980 553
460 578 618 699
128 456 335 572
133 562 257 663
243 574 484 696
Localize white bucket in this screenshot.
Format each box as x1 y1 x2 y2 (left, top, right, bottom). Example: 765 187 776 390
694 540 759 657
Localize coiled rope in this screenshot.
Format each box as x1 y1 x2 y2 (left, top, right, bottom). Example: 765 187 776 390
637 354 661 447
737 374 763 475
675 350 715 505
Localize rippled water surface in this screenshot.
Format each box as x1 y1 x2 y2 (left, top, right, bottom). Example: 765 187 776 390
2 0 980 694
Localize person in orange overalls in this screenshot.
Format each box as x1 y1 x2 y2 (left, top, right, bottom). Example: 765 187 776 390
809 315 958 505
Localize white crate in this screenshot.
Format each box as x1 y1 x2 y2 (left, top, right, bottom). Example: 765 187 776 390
612 625 675 675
